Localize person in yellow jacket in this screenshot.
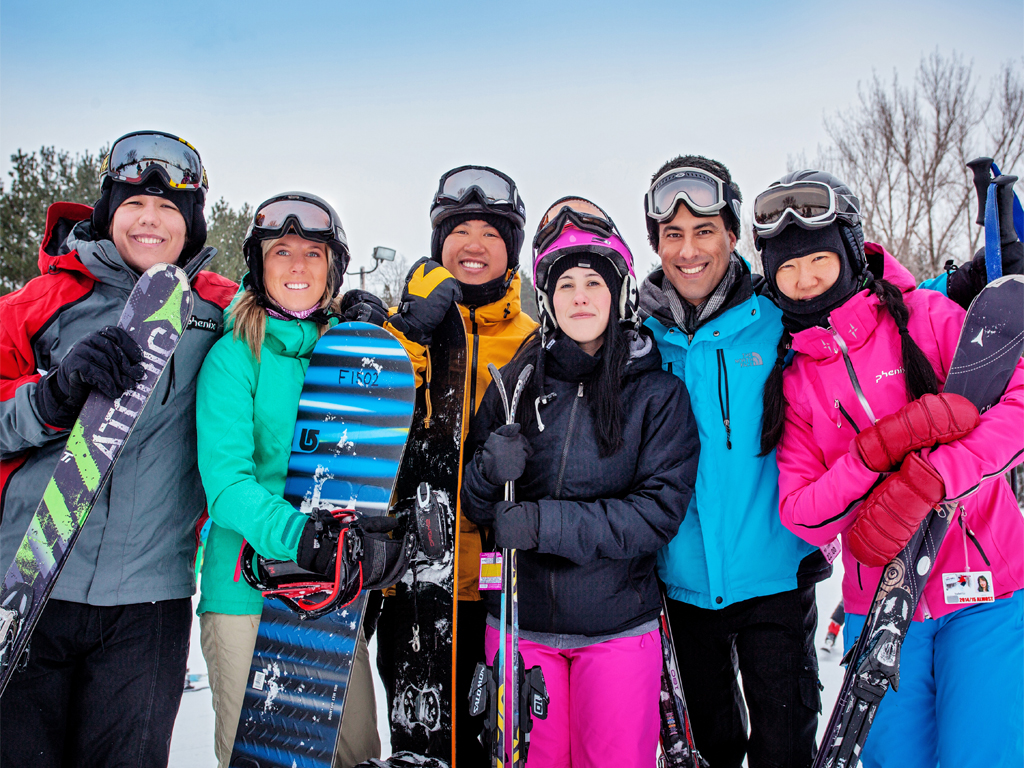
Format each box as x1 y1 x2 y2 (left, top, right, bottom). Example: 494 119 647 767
381 165 537 763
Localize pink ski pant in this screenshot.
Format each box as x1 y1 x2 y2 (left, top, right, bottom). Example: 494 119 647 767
484 625 662 768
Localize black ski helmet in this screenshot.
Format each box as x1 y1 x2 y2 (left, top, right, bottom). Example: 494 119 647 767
429 165 526 291
754 169 866 274
91 130 209 263
242 192 350 301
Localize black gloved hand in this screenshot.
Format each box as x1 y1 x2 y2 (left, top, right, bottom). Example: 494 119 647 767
338 289 389 327
35 326 145 429
493 500 540 551
296 510 344 575
947 241 1024 309
386 258 462 345
479 424 531 486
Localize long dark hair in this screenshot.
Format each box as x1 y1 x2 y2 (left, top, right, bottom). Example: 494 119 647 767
503 310 630 458
759 279 940 455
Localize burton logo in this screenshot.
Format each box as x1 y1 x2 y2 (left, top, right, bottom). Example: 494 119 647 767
299 429 320 451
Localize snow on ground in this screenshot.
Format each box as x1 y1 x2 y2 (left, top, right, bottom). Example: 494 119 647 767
171 562 847 766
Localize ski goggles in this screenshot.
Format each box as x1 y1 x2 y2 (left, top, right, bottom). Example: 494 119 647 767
430 165 525 226
646 167 736 221
101 131 208 190
533 197 622 255
252 197 347 247
752 180 838 237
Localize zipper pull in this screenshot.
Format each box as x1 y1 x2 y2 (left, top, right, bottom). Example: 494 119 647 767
577 382 584 397
724 419 732 450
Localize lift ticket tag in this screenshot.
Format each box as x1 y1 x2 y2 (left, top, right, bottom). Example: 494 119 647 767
942 570 994 604
820 537 842 564
479 552 503 591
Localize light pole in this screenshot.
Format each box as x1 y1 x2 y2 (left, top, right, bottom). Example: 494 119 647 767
348 246 396 291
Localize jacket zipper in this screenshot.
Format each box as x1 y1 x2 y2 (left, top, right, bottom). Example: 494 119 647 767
715 349 732 450
553 383 584 499
834 399 862 433
831 328 877 424
469 308 480 416
944 447 1024 502
160 355 176 405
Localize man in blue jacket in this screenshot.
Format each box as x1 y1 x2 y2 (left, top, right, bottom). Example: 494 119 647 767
640 155 1018 768
640 155 826 768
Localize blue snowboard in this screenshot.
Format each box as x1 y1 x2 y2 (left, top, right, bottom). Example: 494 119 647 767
229 323 416 768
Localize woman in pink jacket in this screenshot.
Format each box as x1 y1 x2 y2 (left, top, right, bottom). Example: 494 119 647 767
755 170 1023 768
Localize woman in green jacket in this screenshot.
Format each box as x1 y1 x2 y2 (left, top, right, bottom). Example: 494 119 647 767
196 192 387 768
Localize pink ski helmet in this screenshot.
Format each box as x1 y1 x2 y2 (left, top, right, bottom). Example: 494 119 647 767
532 196 640 339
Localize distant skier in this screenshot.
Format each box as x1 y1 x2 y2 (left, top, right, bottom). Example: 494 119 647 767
758 170 1024 768
461 197 699 766
194 192 389 768
821 599 845 653
0 130 236 767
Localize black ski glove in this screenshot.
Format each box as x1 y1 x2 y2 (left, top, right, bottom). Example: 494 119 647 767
493 500 540 551
338 289 389 327
296 510 343 575
386 258 462 345
479 424 531 486
35 326 145 430
947 241 1024 309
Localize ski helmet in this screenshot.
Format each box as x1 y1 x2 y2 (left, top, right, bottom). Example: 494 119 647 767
753 169 865 272
242 192 350 302
429 165 526 290
92 130 209 261
532 197 639 341
644 157 743 250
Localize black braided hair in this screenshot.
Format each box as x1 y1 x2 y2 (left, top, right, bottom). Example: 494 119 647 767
759 330 792 456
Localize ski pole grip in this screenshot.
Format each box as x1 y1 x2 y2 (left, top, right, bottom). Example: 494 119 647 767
967 157 993 226
995 175 1020 245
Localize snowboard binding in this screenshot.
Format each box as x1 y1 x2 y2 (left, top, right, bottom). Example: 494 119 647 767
468 655 549 765
240 507 419 620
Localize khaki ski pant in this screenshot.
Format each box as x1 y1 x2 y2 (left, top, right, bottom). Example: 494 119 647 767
200 611 380 768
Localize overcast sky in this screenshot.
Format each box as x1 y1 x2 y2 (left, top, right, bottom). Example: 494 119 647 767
2 0 1021 278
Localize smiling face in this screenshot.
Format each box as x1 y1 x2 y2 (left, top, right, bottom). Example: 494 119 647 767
657 205 737 306
551 266 612 355
262 234 330 312
110 194 187 272
440 219 508 284
774 250 841 301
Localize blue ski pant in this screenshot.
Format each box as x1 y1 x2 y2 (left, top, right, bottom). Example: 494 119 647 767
844 589 1023 768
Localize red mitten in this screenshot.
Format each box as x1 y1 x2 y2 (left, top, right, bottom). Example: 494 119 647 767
847 453 946 567
853 393 979 472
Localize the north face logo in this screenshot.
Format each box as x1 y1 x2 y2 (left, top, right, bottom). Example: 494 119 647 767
734 352 763 367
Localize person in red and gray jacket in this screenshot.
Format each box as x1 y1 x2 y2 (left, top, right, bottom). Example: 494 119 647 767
0 130 236 768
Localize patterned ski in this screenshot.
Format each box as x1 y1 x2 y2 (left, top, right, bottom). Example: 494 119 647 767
657 587 708 768
230 323 416 768
379 304 467 764
814 274 1024 768
0 263 193 696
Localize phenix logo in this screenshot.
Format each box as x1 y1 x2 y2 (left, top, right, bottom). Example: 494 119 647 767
734 352 763 367
875 367 905 384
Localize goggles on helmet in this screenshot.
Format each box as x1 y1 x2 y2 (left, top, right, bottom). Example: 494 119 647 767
646 167 739 222
752 181 838 238
430 165 525 227
100 131 208 191
533 197 622 255
251 197 348 249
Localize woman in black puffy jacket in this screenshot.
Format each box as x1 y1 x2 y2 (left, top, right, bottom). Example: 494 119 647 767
461 197 699 768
